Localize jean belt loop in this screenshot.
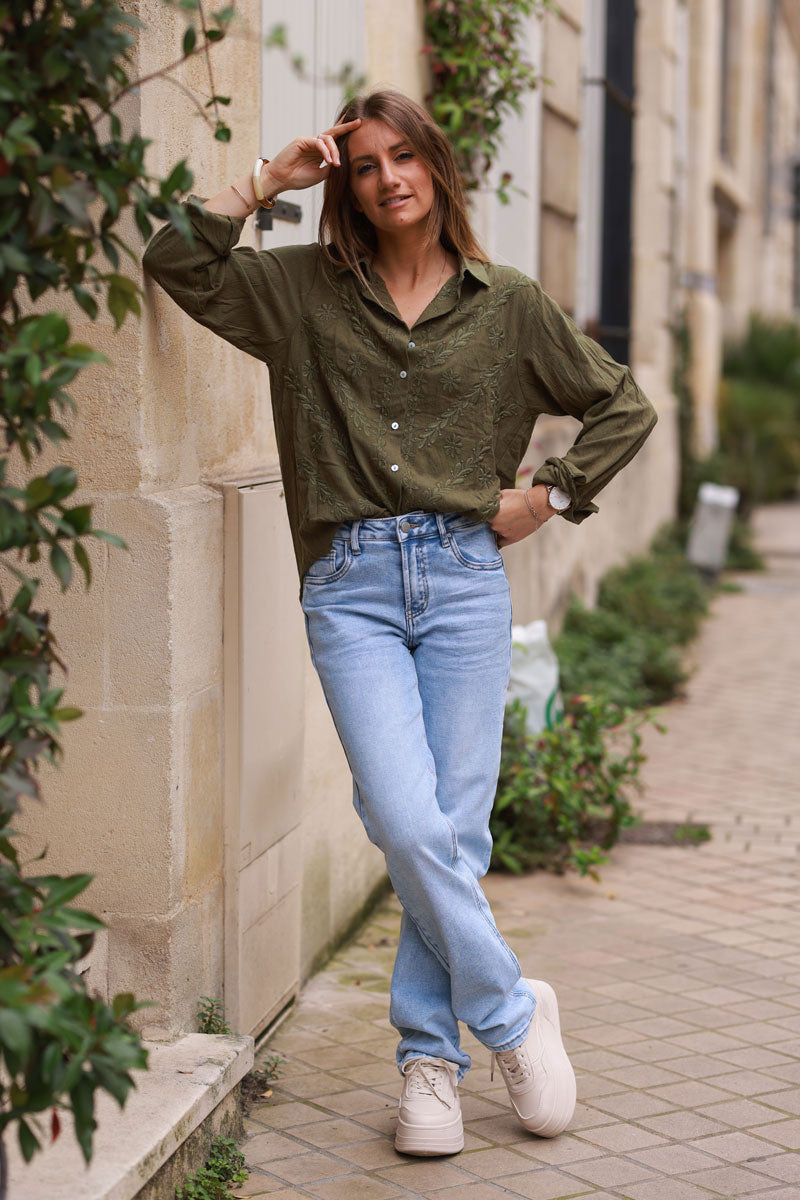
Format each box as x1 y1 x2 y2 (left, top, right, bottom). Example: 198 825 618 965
350 519 361 555
435 511 450 547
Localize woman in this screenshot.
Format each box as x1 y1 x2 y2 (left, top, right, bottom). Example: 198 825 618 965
142 89 657 1157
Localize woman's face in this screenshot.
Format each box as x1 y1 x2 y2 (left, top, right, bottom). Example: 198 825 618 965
347 118 435 235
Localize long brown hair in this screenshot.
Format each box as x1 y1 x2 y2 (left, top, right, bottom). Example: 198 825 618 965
319 89 488 281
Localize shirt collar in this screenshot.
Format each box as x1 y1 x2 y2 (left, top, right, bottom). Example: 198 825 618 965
330 250 491 287
460 257 490 287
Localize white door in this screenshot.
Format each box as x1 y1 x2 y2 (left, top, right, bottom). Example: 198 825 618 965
223 478 307 1037
471 11 542 280
260 0 365 251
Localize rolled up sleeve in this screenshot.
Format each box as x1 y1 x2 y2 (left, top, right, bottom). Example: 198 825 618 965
518 280 658 523
141 194 311 362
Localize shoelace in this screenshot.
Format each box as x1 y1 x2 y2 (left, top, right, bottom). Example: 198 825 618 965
490 1046 533 1086
404 1058 455 1108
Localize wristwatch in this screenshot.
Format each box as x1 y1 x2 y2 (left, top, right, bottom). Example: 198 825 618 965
546 484 571 512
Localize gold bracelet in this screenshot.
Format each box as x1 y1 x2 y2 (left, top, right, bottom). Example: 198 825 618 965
523 487 543 528
230 184 250 211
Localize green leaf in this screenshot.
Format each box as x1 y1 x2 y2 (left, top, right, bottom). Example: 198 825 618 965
111 992 140 1020
106 276 141 329
0 1008 33 1058
91 1060 131 1107
47 466 78 501
41 1040 64 1085
41 874 93 909
23 355 42 386
26 477 53 507
182 25 196 54
134 205 153 241
50 543 72 591
53 706 84 721
56 907 104 930
71 1076 96 1163
2 243 31 273
70 285 99 320
90 529 127 549
18 1118 39 1163
74 541 92 587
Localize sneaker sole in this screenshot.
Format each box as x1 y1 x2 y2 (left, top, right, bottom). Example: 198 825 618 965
394 1113 464 1156
516 977 577 1137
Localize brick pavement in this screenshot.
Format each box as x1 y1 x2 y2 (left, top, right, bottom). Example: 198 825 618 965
234 502 800 1200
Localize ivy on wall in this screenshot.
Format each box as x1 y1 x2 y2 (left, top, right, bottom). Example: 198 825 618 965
422 0 552 200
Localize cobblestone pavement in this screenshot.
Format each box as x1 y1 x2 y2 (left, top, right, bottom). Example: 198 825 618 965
234 503 800 1200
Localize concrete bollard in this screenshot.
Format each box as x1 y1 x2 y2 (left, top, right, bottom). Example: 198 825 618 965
686 482 740 573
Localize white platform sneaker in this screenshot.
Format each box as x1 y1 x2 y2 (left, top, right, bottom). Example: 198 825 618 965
394 1056 464 1156
491 978 577 1137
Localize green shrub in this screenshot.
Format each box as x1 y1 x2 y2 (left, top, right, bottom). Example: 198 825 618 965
491 696 662 879
687 315 800 518
723 314 800 389
706 378 800 515
725 514 766 570
554 605 687 710
597 537 709 647
0 847 151 1166
553 523 711 710
175 1136 247 1200
0 0 237 1176
196 997 232 1036
676 312 800 527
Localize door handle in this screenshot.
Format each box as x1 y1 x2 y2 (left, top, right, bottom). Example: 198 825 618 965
255 200 303 231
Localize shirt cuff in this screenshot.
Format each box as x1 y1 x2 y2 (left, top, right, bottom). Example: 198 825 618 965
185 193 248 256
530 457 600 524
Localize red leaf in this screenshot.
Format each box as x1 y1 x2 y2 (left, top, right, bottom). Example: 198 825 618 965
51 1109 61 1143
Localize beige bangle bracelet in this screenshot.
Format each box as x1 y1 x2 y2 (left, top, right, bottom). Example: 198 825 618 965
252 157 277 209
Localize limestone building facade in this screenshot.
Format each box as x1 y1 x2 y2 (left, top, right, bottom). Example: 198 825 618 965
16 0 800 1037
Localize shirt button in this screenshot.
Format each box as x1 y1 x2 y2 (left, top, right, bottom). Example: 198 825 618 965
399 370 407 379
391 421 399 430
391 463 399 472
408 341 416 349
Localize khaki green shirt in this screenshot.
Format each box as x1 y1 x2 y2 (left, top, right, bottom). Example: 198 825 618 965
142 195 658 597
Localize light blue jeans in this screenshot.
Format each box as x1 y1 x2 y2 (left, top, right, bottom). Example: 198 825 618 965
301 510 535 1080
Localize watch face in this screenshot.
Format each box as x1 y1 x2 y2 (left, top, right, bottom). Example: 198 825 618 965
548 486 571 511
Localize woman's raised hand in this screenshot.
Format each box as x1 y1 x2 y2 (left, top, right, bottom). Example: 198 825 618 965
263 119 362 195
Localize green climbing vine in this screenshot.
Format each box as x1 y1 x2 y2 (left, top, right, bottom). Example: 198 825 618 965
422 0 551 200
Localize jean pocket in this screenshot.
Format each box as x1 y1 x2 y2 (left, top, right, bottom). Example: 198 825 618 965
303 539 353 585
448 523 504 570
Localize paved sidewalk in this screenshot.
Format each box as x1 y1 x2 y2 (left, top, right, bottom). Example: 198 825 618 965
235 503 800 1200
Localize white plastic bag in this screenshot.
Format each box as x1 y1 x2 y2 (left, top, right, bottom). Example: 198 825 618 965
507 619 563 733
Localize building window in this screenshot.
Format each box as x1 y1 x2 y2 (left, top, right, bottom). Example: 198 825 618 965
719 0 733 162
598 0 636 365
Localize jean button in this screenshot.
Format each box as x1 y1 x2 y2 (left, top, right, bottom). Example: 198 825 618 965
400 519 411 533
